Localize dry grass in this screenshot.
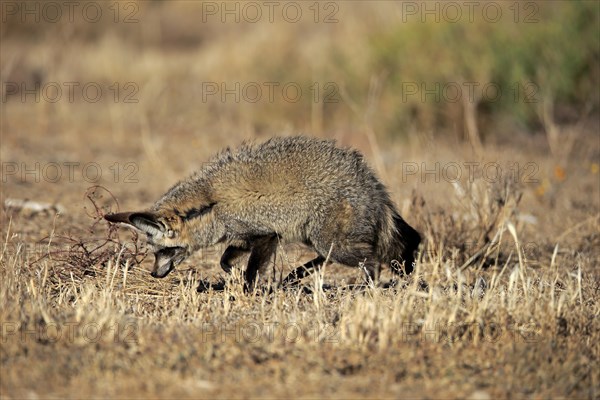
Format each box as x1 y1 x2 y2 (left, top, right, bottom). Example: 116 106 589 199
1 2 599 399
1 153 598 398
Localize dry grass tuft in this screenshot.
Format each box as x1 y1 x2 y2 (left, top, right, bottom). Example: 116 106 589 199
1 166 598 398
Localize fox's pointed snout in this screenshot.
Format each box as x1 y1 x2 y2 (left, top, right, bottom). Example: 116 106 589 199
150 246 186 278
151 255 175 278
150 261 173 278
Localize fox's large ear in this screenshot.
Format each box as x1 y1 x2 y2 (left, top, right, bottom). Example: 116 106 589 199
105 211 165 237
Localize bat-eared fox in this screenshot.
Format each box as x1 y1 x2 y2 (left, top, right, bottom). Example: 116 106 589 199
105 136 420 290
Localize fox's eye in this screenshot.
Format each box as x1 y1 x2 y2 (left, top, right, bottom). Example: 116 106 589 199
166 229 175 238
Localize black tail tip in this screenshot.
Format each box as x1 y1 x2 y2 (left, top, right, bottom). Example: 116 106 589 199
393 215 421 276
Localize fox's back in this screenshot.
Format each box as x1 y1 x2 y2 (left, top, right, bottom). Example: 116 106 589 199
213 137 384 201
222 136 371 177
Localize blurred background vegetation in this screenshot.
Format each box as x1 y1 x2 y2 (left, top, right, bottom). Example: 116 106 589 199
1 1 598 147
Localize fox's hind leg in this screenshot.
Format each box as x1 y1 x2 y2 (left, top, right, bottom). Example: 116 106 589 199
281 256 326 287
244 235 278 291
220 244 250 273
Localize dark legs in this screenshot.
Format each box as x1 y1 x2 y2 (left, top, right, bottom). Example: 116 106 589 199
217 236 278 291
281 243 381 287
326 248 381 286
244 236 277 290
281 256 326 286
217 238 385 291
